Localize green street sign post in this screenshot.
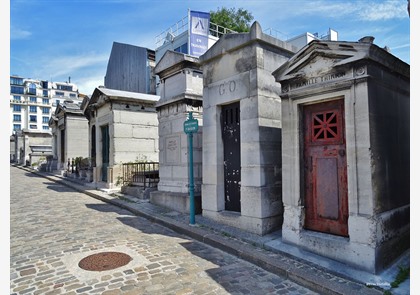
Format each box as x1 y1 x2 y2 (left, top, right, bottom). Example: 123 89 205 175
184 112 198 225
183 116 199 133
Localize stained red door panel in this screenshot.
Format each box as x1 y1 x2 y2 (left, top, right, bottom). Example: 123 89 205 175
303 100 349 237
316 157 339 220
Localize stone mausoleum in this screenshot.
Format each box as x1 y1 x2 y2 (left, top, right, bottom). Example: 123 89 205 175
199 22 296 235
150 50 203 213
82 87 160 189
272 36 410 273
49 99 89 172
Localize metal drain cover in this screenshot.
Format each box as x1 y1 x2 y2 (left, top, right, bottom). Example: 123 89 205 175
78 252 132 271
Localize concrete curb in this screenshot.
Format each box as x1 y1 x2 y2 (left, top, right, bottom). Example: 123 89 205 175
19 166 384 295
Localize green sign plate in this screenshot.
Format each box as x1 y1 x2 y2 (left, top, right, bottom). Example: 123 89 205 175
184 119 199 133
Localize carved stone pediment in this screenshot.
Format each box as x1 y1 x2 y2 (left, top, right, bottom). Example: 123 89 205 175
273 41 361 86
273 38 409 93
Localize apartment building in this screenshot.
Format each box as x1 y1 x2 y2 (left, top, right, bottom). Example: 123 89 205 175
10 75 81 164
10 75 80 136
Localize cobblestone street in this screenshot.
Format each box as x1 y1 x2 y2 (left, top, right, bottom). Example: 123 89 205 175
10 166 319 295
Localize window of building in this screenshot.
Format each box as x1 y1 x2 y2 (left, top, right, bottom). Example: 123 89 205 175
42 98 49 104
42 107 49 114
56 84 73 91
11 86 24 94
13 95 21 101
43 126 49 130
13 114 21 122
29 106 37 113
13 124 21 131
42 116 49 123
174 43 188 54
41 81 48 89
29 125 37 129
29 115 37 122
10 77 24 85
28 83 37 95
69 93 77 98
13 105 21 112
43 90 48 97
55 91 65 96
29 96 37 103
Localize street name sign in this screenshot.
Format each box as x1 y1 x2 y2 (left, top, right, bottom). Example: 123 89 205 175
184 118 199 134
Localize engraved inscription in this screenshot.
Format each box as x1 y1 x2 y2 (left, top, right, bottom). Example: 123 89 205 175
167 139 177 151
165 136 180 164
290 72 346 90
218 80 236 95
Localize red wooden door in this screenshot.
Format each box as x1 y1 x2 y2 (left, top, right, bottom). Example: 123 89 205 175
303 100 349 237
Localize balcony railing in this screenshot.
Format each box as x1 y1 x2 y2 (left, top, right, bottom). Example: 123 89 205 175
155 15 188 47
263 28 289 41
9 98 52 107
155 15 236 48
209 23 236 38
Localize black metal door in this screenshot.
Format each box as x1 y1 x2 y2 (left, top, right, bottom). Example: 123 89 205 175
222 102 241 212
60 129 65 163
101 125 110 182
91 126 96 167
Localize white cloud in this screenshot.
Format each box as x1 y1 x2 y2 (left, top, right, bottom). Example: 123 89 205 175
250 0 408 22
25 52 110 95
358 1 408 21
391 43 410 50
41 53 109 78
10 26 31 40
74 77 105 96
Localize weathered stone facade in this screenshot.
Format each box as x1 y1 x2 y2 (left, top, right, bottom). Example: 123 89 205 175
82 87 159 189
150 50 203 213
199 22 296 235
272 37 410 273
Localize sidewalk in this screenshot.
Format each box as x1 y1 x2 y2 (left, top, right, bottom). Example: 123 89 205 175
17 165 410 295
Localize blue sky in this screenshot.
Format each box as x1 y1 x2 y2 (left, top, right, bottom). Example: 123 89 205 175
8 0 410 96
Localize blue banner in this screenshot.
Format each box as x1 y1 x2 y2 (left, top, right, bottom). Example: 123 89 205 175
189 10 210 57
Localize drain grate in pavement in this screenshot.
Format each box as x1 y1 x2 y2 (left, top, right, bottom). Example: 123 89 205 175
78 252 132 271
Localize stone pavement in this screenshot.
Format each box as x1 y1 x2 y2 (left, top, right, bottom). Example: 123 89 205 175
10 165 317 295
11 165 410 295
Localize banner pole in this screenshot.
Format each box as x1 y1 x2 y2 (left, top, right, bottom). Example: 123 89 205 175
187 8 191 55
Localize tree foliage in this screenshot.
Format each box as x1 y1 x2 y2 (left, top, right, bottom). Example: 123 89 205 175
210 7 254 33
